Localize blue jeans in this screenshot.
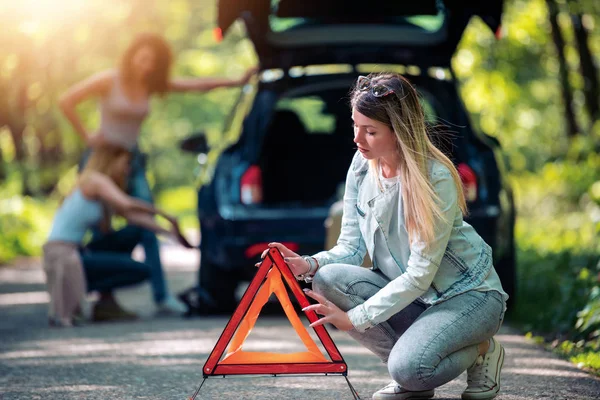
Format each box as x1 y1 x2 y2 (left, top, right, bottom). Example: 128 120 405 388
80 148 168 303
81 226 150 292
312 264 506 391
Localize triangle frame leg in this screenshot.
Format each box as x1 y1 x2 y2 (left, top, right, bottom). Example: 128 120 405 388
345 375 362 400
188 377 207 400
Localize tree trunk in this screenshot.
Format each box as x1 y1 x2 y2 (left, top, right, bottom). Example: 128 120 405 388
0 146 5 182
0 78 35 195
546 0 580 138
571 12 599 123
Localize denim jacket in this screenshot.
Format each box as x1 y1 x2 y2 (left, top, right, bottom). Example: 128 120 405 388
312 152 494 332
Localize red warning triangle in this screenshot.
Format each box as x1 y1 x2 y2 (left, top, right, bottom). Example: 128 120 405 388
202 247 348 376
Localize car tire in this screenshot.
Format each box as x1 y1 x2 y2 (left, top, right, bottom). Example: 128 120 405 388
190 260 241 315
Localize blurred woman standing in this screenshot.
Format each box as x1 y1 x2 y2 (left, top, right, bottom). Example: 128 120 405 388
59 33 257 314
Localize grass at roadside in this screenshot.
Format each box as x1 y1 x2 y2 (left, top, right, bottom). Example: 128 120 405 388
511 152 600 374
525 333 600 376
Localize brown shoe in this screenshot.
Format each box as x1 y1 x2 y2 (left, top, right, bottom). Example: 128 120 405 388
92 298 138 322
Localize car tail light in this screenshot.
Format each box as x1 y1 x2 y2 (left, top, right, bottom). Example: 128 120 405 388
241 165 263 205
457 163 478 202
245 242 300 259
213 27 223 42
495 25 503 40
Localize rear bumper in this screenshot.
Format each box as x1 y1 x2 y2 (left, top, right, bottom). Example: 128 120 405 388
200 205 331 269
200 202 512 270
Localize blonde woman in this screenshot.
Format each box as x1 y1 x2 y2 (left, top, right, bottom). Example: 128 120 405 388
262 74 508 400
43 145 191 327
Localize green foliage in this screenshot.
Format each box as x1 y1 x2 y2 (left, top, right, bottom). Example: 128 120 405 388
576 286 600 335
0 195 56 264
555 339 600 376
155 186 198 231
455 0 569 170
525 332 546 345
523 337 600 376
570 348 600 375
511 149 599 330
510 143 600 371
277 97 336 133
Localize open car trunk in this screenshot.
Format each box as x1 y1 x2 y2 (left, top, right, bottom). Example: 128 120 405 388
245 74 479 208
257 86 356 206
217 0 503 68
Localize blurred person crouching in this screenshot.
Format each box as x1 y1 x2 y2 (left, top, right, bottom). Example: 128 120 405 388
43 144 192 327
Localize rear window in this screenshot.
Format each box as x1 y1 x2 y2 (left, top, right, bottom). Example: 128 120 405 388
276 96 336 134
269 0 445 33
258 89 355 204
257 86 442 203
269 89 439 136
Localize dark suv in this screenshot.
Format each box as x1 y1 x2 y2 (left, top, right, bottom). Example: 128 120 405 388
181 0 515 314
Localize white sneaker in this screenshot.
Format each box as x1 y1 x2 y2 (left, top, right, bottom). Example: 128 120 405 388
372 381 435 400
462 337 505 400
156 295 187 315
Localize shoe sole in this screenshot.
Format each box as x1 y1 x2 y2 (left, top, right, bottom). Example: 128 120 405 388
155 309 185 317
372 389 435 400
92 314 138 322
408 391 435 400
462 345 505 400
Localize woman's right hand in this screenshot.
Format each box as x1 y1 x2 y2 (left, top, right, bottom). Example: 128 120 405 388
255 242 310 278
169 218 194 249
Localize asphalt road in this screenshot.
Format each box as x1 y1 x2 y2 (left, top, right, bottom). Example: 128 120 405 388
1 245 599 400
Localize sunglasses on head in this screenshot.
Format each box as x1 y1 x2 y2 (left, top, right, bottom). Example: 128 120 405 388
357 75 395 97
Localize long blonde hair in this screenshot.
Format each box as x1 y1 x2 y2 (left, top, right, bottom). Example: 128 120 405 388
350 73 467 246
79 145 131 191
78 145 132 231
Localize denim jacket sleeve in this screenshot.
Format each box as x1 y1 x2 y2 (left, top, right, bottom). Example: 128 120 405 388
347 166 458 332
312 154 367 267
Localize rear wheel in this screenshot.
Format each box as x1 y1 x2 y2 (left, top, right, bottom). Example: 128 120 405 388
180 259 241 316
203 260 241 314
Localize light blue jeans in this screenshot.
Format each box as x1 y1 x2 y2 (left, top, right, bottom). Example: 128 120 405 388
80 148 168 304
312 264 506 391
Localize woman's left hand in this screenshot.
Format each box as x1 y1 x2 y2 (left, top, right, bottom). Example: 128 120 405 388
302 289 354 331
